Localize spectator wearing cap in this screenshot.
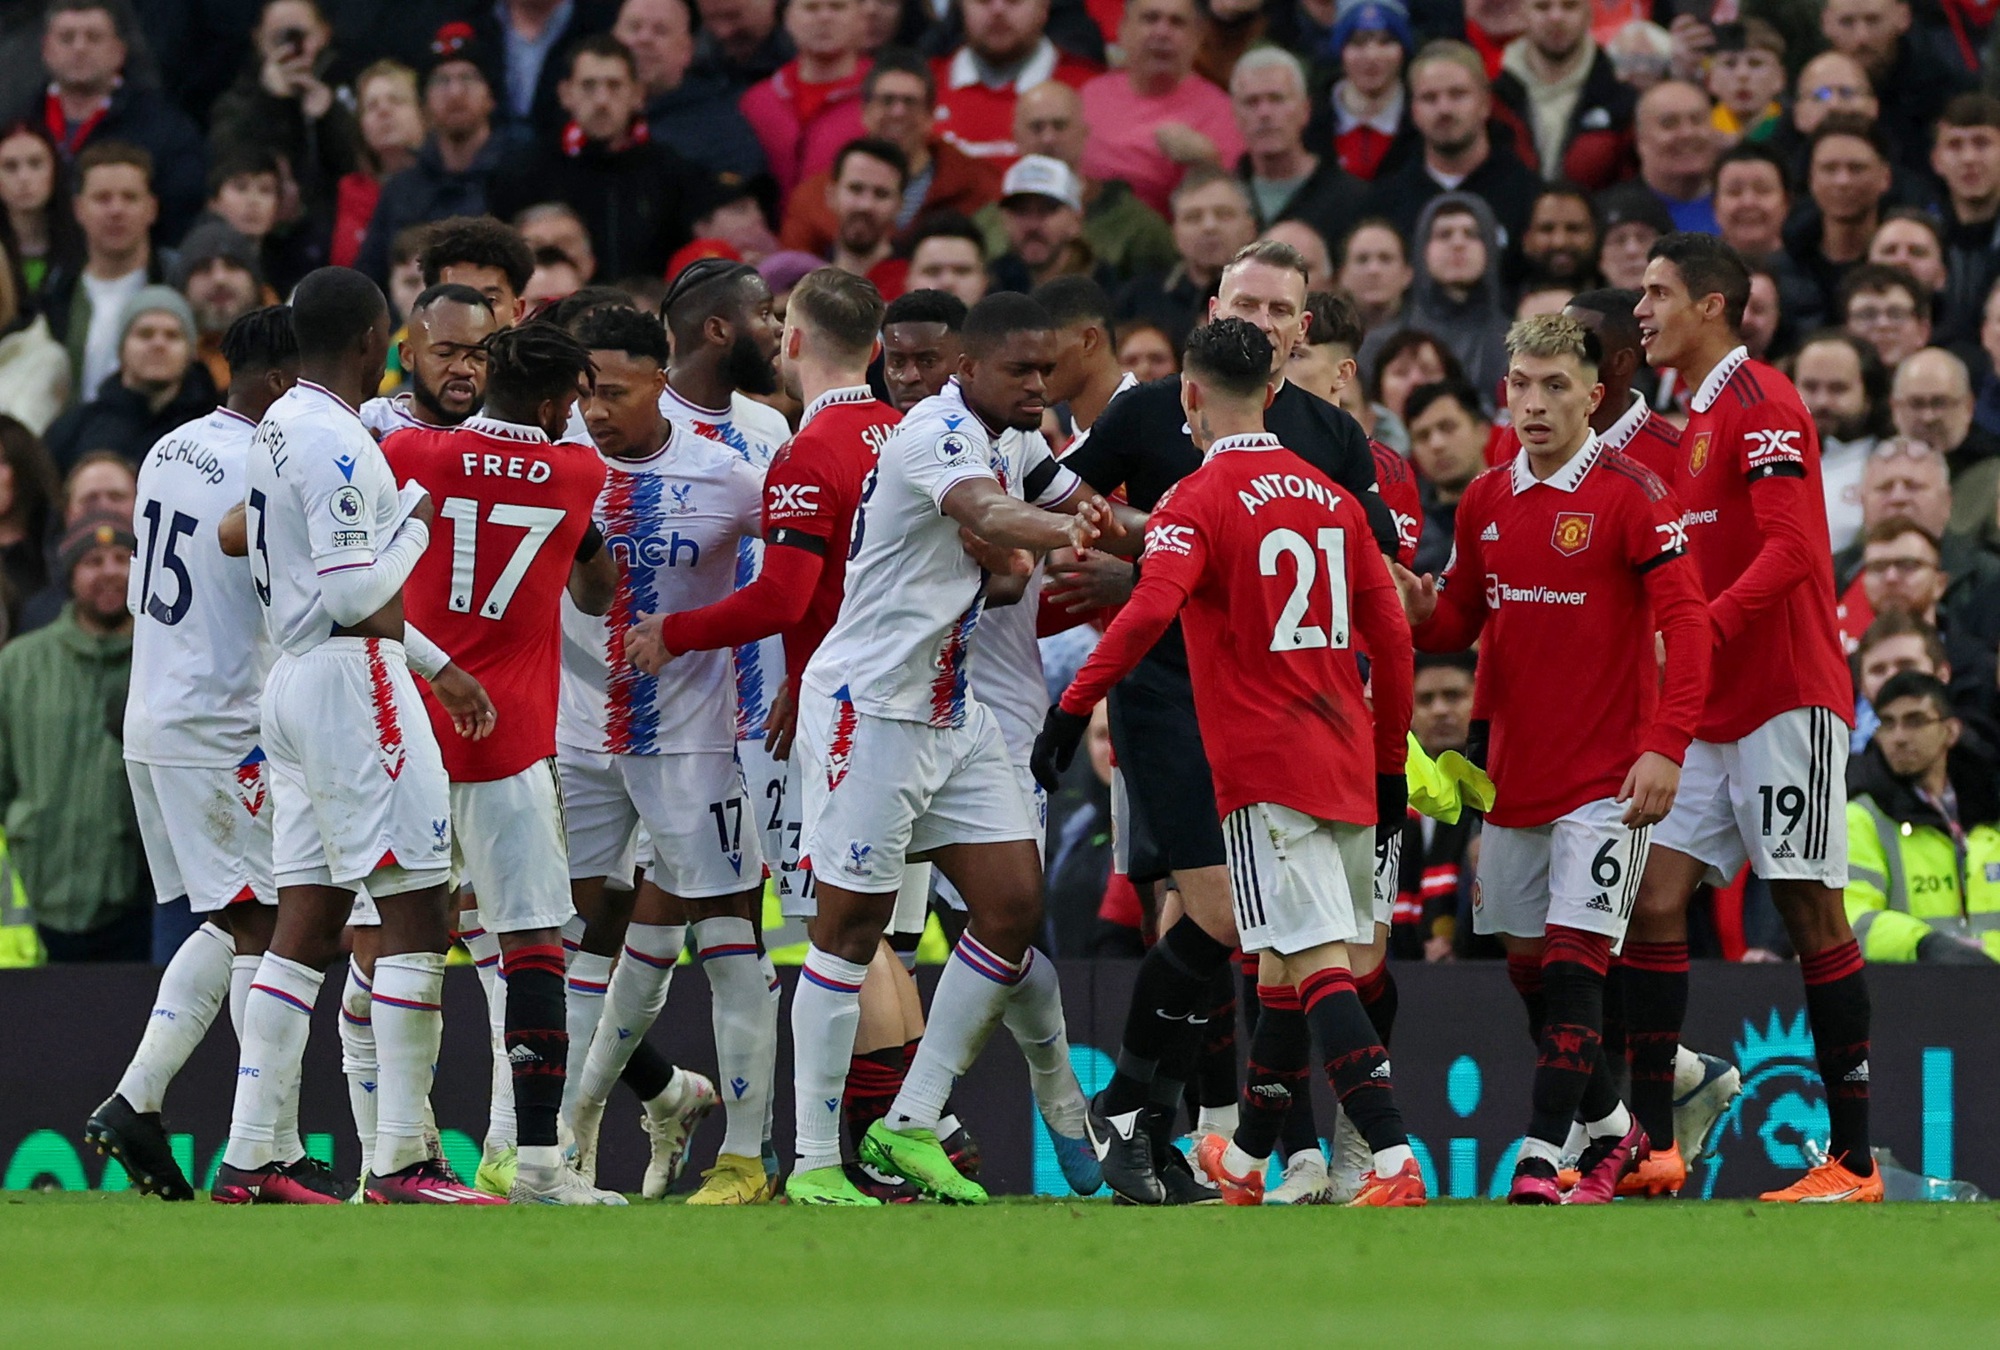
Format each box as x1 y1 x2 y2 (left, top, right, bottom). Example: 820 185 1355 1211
1078 0 1243 216
931 0 1099 173
693 0 794 92
781 50 993 258
1109 164 1256 347
1363 40 1541 254
13 0 207 243
1822 0 1973 176
1493 0 1634 192
0 507 142 961
174 220 267 392
740 0 871 197
1593 179 1671 289
613 0 768 183
989 153 1117 295
331 61 426 270
41 143 167 406
489 36 712 284
1312 0 1417 183
1362 191 1510 402
1784 114 1895 327
1705 19 1787 145
354 27 507 286
972 80 1178 285
1230 48 1363 256
44 286 216 473
756 248 823 305
469 0 619 147
1633 79 1719 234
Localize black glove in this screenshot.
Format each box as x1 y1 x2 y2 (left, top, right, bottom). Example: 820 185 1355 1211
1376 772 1407 848
1916 931 1998 965
1032 705 1091 792
1465 719 1490 772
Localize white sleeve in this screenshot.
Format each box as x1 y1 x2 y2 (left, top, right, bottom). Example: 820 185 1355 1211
318 517 429 626
402 622 450 679
1022 452 1081 508
906 420 997 512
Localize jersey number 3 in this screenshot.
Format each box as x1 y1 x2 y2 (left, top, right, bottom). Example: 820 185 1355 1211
1260 526 1349 652
439 498 565 620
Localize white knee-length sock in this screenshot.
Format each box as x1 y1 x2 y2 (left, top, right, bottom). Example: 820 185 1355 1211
117 921 233 1113
886 934 1024 1132
229 953 259 1040
579 924 684 1105
223 953 323 1170
1000 948 1088 1136
371 951 445 1177
337 959 376 1179
562 950 614 1119
693 917 775 1159
458 919 513 1153
792 946 867 1173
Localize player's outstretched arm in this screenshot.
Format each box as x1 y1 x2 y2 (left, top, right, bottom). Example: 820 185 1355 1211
940 476 1114 556
218 502 248 558
1032 573 1187 790
624 541 823 676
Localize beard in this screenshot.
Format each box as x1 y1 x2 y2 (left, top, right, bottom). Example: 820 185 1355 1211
1818 409 1870 442
724 329 779 396
410 367 475 425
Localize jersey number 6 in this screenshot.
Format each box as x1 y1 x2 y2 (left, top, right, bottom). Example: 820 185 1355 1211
1259 526 1349 652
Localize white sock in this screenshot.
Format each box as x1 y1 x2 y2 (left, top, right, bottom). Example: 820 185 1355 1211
338 960 377 1179
1563 1119 1590 1160
792 946 867 1173
1223 1137 1265 1171
371 951 445 1177
223 953 322 1170
562 913 587 955
1586 1102 1634 1139
1371 1143 1415 1175
757 952 779 1146
693 917 775 1159
460 920 513 1154
998 948 1087 1137
885 934 1022 1133
228 954 259 1040
117 921 233 1113
273 1060 305 1164
579 924 684 1105
562 951 613 1119
1198 1103 1239 1137
1518 1136 1562 1166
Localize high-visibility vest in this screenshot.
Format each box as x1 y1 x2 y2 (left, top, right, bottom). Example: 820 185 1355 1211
1846 796 2000 962
0 826 45 968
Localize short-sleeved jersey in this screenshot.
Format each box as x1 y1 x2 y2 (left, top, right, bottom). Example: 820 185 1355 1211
1421 437 1700 828
559 425 763 756
245 380 406 659
660 384 789 742
1132 434 1399 824
762 385 899 689
804 378 1079 728
358 392 426 441
125 407 272 766
1676 347 1851 741
384 415 607 781
1371 439 1421 569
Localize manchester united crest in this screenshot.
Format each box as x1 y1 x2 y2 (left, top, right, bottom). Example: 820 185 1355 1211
1551 511 1594 556
1689 430 1712 476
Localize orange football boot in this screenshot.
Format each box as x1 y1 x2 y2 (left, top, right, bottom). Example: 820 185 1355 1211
1616 1143 1687 1198
1759 1154 1884 1203
1348 1158 1428 1207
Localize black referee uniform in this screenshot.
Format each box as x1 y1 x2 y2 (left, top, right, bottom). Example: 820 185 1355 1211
1061 376 1399 882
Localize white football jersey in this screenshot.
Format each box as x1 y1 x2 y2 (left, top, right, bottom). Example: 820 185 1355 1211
124 407 273 767
966 427 1052 764
358 392 426 441
660 385 787 743
557 426 763 756
805 379 1079 729
245 381 406 659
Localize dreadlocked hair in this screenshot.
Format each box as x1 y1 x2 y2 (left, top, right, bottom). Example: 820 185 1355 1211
482 321 597 419
220 304 298 376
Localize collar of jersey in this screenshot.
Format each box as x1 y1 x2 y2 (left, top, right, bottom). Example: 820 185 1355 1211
1598 390 1650 454
1205 431 1283 459
801 384 875 429
612 422 676 469
663 383 730 419
460 413 551 443
296 380 360 418
1690 345 1749 415
215 405 257 428
1510 430 1603 494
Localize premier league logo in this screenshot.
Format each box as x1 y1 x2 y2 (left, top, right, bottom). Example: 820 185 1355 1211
1693 1009 1827 1198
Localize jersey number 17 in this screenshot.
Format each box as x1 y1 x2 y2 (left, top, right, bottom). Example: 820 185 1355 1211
438 499 566 620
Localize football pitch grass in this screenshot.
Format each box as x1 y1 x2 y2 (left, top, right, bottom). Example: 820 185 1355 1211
6 1194 1998 1346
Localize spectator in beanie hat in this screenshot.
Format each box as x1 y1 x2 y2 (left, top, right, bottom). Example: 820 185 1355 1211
44 286 216 472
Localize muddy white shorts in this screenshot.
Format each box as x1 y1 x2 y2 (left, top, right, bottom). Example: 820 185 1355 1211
126 755 276 911
1223 803 1375 955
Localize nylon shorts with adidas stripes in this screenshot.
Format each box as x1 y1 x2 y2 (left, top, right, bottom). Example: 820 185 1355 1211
126 758 276 912
1647 705 1849 888
1222 802 1376 955
1475 797 1646 945
558 746 764 900
450 761 575 934
262 637 450 896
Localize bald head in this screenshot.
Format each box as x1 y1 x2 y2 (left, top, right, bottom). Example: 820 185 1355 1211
1892 346 1975 456
1014 80 1087 168
1794 51 1877 133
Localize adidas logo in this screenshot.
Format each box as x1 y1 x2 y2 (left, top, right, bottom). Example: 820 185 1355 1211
1584 892 1614 913
1772 840 1797 859
1481 522 1500 541
1371 1061 1393 1079
1846 1061 1870 1083
1248 1083 1292 1103
508 1045 539 1065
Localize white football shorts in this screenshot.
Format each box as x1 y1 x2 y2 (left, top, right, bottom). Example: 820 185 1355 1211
1648 705 1849 887
450 760 574 933
126 757 276 912
1476 797 1647 944
1223 803 1375 955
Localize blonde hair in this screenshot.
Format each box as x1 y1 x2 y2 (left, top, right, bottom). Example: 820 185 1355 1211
1505 313 1599 370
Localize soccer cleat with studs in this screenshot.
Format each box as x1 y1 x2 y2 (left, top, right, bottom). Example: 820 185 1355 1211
86 1094 193 1201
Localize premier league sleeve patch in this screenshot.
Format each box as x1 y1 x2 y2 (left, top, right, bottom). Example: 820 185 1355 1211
330 485 367 526
934 430 978 465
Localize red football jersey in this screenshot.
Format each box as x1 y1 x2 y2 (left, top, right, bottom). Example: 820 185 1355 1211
1371 438 1421 570
1061 435 1412 825
930 52 1099 167
1673 348 1852 742
385 417 607 781
761 388 900 688
1416 438 1711 829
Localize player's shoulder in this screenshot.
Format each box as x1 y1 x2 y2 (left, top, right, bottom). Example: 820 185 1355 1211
729 392 793 447
1597 448 1674 504
1368 438 1412 484
1636 409 1683 447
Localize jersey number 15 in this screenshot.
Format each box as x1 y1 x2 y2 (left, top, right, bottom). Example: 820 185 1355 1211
138 498 198 625
1260 526 1349 652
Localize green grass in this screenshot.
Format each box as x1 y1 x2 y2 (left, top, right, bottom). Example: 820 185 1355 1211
5 1193 1998 1345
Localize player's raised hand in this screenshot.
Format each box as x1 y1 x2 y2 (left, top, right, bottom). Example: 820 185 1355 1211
1617 751 1681 827
624 614 675 675
764 682 797 761
431 662 497 741
1044 549 1136 612
1389 560 1438 625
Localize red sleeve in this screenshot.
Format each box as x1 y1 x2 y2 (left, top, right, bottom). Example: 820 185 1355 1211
1057 500 1203 714
1350 527 1413 775
1709 404 1818 643
1626 479 1710 764
1411 480 1489 653
656 541 823 654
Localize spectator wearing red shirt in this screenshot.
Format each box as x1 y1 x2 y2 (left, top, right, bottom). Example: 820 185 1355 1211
822 137 909 298
1311 1 1418 184
738 0 870 196
331 61 425 270
1078 0 1243 215
933 0 1098 173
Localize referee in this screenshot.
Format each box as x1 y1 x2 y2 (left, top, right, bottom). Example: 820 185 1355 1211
1053 239 1401 1203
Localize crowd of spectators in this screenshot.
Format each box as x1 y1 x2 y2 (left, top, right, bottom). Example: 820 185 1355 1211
1 0 1999 965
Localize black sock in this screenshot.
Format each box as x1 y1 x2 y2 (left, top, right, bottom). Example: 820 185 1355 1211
1802 940 1873 1172
1600 961 1631 1102
1300 967 1405 1154
501 945 568 1149
620 1039 673 1102
1101 916 1233 1115
1505 951 1546 1042
1235 983 1308 1160
843 1046 905 1148
1354 961 1398 1049
1620 941 1688 1152
1529 929 1612 1148
1190 963 1239 1114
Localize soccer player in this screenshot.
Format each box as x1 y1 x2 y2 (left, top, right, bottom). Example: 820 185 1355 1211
881 288 969 414
789 292 1119 1206
382 322 624 1204
1395 314 1713 1204
1632 233 1881 1202
359 284 498 438
1035 317 1427 1208
561 303 775 1205
217 267 498 1205
1054 240 1398 1205
417 216 534 328
86 307 302 1202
